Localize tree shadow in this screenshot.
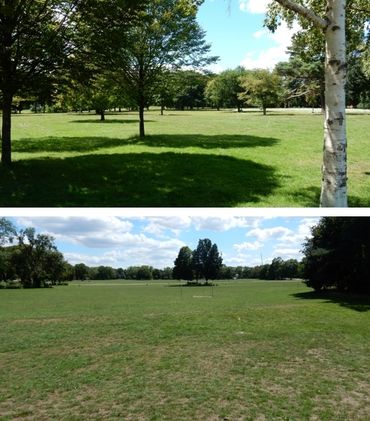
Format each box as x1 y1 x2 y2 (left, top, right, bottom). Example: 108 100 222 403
14 134 279 154
0 152 280 207
13 136 136 153
131 134 278 149
292 291 370 312
348 194 370 207
289 186 321 207
71 119 154 124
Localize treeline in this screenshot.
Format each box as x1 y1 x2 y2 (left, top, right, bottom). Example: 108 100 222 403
302 217 370 293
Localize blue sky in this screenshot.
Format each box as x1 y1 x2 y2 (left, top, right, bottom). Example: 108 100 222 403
197 0 299 72
8 215 319 269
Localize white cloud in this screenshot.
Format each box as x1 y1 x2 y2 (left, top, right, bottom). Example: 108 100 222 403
234 241 262 252
65 236 185 268
239 0 271 14
247 226 293 241
17 216 135 248
241 21 300 69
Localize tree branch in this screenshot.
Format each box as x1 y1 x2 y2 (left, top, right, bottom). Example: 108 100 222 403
273 0 328 30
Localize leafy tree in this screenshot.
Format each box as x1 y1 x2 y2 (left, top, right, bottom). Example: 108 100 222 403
96 265 116 280
74 263 89 280
12 228 65 288
86 0 216 137
205 67 246 111
173 246 194 282
192 239 222 284
239 69 283 115
0 0 79 165
0 218 17 245
266 0 370 206
302 217 370 293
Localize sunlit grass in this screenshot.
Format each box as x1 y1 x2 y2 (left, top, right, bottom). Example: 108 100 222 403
1 280 369 420
1 109 369 206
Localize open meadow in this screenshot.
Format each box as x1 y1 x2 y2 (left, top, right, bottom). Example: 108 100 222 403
1 280 369 420
1 109 370 207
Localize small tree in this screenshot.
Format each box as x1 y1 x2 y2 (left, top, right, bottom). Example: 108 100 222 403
239 69 283 115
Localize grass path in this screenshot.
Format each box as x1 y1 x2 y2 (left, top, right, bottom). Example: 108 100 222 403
1 109 369 206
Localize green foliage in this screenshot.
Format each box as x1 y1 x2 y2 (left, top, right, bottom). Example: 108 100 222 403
205 67 246 111
173 246 193 281
192 238 222 283
239 69 283 115
0 0 79 163
302 217 370 293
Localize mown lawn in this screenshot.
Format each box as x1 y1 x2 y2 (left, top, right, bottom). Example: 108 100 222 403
1 280 369 420
1 109 369 206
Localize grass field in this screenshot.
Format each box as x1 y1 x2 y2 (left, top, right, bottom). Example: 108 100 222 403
1 109 369 206
1 280 369 420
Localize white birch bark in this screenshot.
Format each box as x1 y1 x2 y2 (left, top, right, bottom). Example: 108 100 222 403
274 0 348 207
320 0 347 207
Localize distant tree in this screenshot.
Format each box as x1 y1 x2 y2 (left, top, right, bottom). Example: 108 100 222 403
0 218 17 245
12 228 64 288
173 246 194 282
0 245 17 281
192 239 222 284
116 268 125 279
172 70 209 110
74 263 90 281
268 257 284 280
137 266 153 280
96 265 116 280
239 69 283 115
205 68 245 111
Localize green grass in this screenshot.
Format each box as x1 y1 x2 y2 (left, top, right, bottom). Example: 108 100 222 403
1 280 369 420
1 109 369 206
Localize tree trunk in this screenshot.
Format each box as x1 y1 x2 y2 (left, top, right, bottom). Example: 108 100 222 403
320 0 347 207
139 101 145 138
274 0 347 207
1 91 13 166
100 110 105 121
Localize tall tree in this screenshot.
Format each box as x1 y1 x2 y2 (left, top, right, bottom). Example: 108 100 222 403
302 217 370 293
0 0 79 165
192 239 222 284
87 0 217 138
173 246 194 281
267 0 369 206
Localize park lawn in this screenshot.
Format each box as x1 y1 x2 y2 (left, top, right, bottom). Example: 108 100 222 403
0 280 369 420
0 109 369 206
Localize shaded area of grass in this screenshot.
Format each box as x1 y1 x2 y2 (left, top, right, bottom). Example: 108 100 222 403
5 110 370 206
13 133 279 153
293 291 370 312
0 152 280 206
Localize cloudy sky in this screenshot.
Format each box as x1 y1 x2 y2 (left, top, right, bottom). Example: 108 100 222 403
197 0 299 72
7 215 319 269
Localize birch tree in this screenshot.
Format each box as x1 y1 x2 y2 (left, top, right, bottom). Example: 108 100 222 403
269 0 348 206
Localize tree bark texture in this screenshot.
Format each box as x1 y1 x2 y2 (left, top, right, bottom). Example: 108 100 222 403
320 0 347 207
274 0 348 207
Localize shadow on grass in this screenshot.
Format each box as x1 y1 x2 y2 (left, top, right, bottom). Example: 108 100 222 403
71 119 154 124
292 291 370 312
14 134 279 154
289 186 370 207
0 152 279 207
